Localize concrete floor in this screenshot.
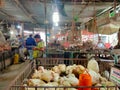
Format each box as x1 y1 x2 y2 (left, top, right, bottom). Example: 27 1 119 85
0 60 30 90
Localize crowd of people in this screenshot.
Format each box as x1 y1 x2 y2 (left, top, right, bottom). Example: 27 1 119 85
17 34 45 62
16 32 118 62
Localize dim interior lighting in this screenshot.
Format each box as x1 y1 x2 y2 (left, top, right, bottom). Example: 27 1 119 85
52 12 59 23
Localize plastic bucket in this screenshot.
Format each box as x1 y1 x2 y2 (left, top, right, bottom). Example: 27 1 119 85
78 70 92 90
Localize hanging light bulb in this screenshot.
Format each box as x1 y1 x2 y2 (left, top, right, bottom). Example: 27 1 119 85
52 11 59 23
52 4 60 27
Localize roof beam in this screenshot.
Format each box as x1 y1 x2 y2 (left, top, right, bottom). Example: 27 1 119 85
12 0 39 24
0 9 14 20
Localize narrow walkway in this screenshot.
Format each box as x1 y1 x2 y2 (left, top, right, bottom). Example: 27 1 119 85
0 60 30 90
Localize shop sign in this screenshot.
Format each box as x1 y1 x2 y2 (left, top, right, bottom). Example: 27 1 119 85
110 67 120 85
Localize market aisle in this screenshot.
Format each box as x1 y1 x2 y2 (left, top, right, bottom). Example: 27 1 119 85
0 60 30 90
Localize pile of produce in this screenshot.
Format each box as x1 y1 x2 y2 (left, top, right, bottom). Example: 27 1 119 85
0 31 11 51
24 58 118 90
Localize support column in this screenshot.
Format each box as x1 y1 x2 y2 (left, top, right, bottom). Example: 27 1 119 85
21 23 24 39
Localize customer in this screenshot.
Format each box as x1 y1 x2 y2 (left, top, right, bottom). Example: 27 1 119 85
33 34 45 59
18 34 25 62
26 34 36 60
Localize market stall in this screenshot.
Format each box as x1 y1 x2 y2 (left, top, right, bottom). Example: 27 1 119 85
0 49 13 71
0 31 12 71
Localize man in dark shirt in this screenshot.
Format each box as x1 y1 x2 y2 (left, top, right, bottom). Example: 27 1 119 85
26 34 36 60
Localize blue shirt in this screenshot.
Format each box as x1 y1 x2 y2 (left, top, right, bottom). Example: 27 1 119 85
26 37 36 50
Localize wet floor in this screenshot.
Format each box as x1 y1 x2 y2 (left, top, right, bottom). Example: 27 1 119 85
0 60 30 90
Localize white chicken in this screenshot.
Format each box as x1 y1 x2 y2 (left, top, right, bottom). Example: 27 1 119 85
58 77 71 86
61 80 71 86
32 69 42 79
52 72 60 82
47 82 59 86
88 69 100 85
66 74 79 86
66 64 76 74
87 58 99 73
28 79 45 86
52 66 60 74
72 65 85 78
41 70 54 82
58 64 66 73
77 65 85 74
38 66 45 72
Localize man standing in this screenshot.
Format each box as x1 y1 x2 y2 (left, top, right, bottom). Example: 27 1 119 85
33 34 45 59
26 34 36 60
18 35 25 62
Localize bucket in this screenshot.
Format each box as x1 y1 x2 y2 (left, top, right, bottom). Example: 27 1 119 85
14 53 19 64
78 69 92 90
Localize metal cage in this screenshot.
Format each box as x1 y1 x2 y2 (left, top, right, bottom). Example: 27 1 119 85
6 58 120 90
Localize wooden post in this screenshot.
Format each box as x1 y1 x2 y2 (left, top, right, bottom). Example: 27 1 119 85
0 0 3 7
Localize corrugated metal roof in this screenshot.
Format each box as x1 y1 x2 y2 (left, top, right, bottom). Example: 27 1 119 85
0 0 117 29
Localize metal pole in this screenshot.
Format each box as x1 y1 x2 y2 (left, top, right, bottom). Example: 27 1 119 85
44 0 48 57
45 22 48 57
21 23 24 39
114 0 116 20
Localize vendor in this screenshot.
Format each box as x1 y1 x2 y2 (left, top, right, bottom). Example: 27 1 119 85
33 34 45 59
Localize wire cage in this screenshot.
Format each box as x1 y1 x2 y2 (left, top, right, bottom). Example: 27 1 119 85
36 58 113 74
7 58 120 90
